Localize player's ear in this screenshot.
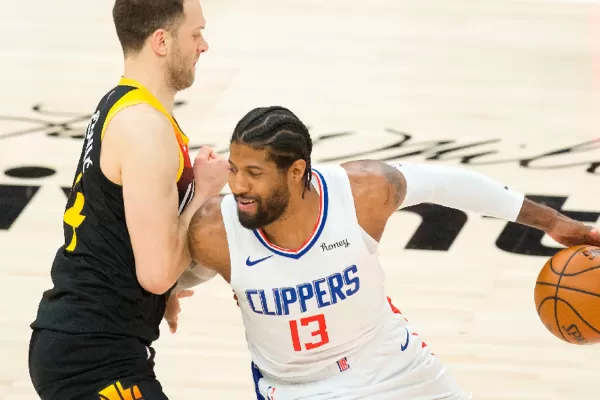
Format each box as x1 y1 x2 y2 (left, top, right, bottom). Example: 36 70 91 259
149 29 169 56
289 159 306 184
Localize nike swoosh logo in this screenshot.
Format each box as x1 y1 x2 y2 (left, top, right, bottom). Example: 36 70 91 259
246 255 274 267
400 329 410 351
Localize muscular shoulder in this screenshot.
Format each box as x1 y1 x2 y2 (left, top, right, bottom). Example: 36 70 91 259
106 103 170 129
340 160 406 241
102 104 179 184
188 196 231 280
106 103 173 144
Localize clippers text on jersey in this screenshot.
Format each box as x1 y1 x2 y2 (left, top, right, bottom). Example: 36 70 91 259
245 265 360 316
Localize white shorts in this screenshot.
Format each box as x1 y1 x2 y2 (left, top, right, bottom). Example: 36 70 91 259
250 307 471 400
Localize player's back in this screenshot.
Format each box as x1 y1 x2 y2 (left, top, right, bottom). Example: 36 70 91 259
31 77 195 344
221 165 407 383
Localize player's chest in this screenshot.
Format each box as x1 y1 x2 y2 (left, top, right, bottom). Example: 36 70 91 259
232 243 370 318
238 228 359 281
236 263 363 318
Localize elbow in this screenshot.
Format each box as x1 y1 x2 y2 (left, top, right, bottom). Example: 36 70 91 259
140 280 173 296
137 274 175 295
136 261 178 295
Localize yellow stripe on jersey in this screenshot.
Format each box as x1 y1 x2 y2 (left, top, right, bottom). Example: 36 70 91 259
100 91 146 142
101 77 187 180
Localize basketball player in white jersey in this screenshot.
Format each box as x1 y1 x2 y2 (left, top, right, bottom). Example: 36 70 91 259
170 106 600 399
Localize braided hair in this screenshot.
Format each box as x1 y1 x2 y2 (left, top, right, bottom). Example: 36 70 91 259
230 106 313 196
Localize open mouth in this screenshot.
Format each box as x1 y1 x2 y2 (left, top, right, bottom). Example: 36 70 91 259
237 198 257 211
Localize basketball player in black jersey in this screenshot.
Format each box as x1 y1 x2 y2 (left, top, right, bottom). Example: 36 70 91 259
28 1 228 399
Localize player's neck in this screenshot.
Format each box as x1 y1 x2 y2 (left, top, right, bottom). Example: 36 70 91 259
122 57 176 114
261 187 321 250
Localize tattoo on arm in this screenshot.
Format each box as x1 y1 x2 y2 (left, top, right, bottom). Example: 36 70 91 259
382 163 406 207
344 159 407 210
342 159 408 241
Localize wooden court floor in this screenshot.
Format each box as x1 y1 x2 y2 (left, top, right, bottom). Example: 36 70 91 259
1 0 599 398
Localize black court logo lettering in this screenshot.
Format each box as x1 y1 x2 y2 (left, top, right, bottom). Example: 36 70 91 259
1 188 598 258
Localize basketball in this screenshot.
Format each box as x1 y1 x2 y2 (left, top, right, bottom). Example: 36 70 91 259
534 245 600 345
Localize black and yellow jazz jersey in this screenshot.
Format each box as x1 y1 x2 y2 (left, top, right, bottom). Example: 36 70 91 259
31 77 195 344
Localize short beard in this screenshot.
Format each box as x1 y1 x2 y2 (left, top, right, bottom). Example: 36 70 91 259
166 41 194 91
237 184 290 230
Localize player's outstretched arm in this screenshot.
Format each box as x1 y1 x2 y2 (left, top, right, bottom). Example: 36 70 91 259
342 160 600 247
186 196 232 284
105 105 207 294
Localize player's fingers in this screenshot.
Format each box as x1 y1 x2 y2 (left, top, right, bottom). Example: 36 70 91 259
196 145 214 160
168 317 178 333
588 227 600 244
177 290 194 298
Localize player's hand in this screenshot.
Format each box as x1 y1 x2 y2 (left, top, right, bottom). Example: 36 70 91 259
546 215 600 248
232 289 239 307
193 146 229 199
164 289 194 334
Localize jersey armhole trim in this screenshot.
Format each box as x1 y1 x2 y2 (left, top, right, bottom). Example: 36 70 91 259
100 89 186 181
331 164 380 253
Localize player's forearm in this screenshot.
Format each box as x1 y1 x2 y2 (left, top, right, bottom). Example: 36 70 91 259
169 193 224 292
174 266 198 291
175 261 217 291
168 192 217 284
394 163 525 222
136 226 191 295
137 193 214 295
515 198 561 232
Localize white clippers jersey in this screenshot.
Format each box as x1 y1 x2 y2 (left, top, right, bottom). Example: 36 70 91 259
221 165 390 383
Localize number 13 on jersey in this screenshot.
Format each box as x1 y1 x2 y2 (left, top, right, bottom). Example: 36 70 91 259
289 314 329 351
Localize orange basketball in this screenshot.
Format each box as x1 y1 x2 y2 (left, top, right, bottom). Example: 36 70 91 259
534 245 600 345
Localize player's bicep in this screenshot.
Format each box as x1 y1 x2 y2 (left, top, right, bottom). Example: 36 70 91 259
113 107 181 281
342 160 410 241
188 196 231 281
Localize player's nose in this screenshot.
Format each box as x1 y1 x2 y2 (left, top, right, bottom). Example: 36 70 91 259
198 38 209 54
229 173 250 194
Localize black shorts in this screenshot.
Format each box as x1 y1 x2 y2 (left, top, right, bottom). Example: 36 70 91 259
28 328 169 400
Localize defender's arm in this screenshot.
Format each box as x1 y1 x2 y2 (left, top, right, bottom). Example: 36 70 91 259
107 105 212 295
343 160 600 246
164 197 230 334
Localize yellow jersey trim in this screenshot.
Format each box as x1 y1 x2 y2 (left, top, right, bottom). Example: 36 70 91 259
100 77 188 180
